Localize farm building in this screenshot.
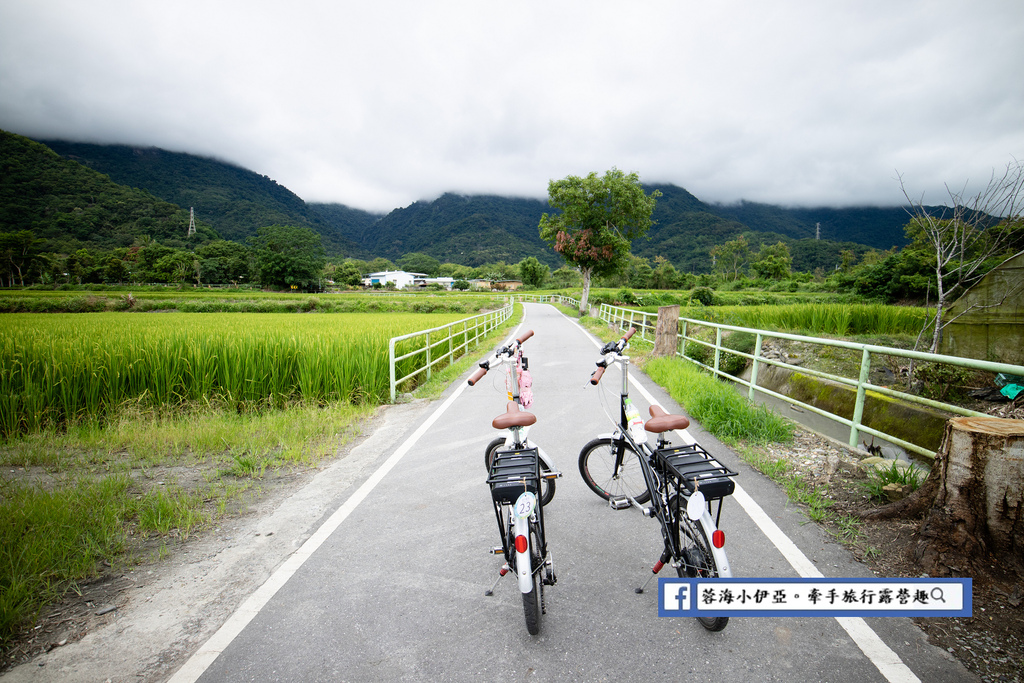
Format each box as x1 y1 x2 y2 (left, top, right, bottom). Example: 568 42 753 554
940 250 1024 364
363 271 428 288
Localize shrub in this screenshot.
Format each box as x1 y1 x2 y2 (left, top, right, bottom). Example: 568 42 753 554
689 286 717 306
720 331 757 375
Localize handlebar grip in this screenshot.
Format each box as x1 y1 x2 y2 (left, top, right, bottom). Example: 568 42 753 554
623 328 636 342
590 365 606 385
516 329 535 344
468 367 487 386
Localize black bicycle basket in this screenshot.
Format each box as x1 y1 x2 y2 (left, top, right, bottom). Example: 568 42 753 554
487 447 540 504
655 443 737 500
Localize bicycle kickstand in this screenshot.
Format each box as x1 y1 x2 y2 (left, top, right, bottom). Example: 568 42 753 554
635 549 672 594
484 562 510 596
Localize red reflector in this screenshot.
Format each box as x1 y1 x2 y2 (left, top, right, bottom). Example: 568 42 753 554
712 529 725 548
514 535 528 553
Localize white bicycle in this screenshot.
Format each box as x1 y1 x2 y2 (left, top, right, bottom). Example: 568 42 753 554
468 329 560 635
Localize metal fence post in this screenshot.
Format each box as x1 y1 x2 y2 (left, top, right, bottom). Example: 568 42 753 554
749 333 763 401
425 331 432 380
714 327 723 373
389 337 397 403
850 347 872 448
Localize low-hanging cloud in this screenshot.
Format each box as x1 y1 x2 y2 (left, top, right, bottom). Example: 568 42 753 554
2 0 1022 213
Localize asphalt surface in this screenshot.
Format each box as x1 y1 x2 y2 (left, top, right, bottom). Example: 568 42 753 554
172 303 975 683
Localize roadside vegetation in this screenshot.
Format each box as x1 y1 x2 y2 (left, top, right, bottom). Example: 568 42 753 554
576 316 869 552
0 298 520 650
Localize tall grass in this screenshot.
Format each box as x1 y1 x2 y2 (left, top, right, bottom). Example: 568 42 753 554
688 303 930 337
643 356 793 444
0 475 133 642
0 312 466 436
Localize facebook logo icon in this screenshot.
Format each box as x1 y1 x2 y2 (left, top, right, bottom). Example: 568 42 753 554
660 580 691 615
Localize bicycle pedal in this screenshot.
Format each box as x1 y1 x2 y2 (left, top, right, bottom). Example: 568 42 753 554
490 545 503 555
609 496 631 510
641 507 655 518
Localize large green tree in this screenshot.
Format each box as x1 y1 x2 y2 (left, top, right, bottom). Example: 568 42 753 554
539 168 661 314
517 256 549 287
249 225 326 289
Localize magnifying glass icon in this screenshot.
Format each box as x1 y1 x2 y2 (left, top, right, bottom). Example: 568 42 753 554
931 587 946 603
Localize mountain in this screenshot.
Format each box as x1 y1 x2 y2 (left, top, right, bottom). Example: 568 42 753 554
16 133 921 272
316 193 560 267
711 201 914 250
1 130 219 251
38 139 377 257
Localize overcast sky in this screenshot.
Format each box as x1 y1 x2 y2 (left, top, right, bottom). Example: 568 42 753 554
2 0 1022 214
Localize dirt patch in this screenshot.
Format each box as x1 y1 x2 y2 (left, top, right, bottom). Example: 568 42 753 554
757 429 1024 683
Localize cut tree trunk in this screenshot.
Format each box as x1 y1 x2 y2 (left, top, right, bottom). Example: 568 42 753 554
653 305 679 357
870 417 1024 577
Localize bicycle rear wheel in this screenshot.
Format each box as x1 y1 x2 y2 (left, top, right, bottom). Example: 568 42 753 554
578 437 651 504
521 521 543 635
485 437 555 506
671 495 729 632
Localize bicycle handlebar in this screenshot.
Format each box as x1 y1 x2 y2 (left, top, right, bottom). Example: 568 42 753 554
467 330 534 386
590 327 637 384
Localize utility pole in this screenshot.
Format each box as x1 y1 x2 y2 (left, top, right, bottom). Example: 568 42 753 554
815 222 821 240
187 207 196 237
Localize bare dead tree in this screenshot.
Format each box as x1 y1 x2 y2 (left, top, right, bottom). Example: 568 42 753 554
898 158 1024 354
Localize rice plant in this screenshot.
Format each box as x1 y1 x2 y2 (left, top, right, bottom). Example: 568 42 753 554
0 312 467 436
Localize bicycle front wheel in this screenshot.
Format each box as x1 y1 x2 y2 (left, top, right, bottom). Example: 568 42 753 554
578 437 651 504
673 497 729 632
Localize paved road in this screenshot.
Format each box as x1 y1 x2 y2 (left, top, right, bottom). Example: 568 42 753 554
173 303 975 682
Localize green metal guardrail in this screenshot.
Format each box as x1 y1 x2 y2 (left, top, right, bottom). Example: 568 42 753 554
599 303 1024 460
512 293 581 308
388 301 515 402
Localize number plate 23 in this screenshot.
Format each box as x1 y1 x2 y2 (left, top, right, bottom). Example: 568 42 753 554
514 491 537 518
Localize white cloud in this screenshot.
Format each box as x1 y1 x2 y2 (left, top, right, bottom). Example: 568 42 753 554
2 0 1023 212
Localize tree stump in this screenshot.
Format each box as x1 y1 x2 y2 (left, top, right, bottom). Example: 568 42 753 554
653 305 680 357
913 417 1024 576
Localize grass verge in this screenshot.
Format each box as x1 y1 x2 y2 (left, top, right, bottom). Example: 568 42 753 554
0 305 522 651
580 313 867 545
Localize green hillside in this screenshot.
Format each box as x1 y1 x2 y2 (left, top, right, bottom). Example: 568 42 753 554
710 200 914 249
336 193 559 267
38 139 376 257
9 132 921 275
1 131 218 252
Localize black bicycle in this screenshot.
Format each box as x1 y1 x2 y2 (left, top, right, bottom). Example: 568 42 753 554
579 328 737 631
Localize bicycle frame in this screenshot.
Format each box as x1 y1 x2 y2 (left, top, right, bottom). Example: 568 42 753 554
589 333 733 581
470 330 558 635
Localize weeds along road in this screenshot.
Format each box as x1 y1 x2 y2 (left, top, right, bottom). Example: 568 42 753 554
5 302 976 683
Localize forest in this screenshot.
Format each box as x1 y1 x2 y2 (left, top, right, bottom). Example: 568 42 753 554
4 129 1020 304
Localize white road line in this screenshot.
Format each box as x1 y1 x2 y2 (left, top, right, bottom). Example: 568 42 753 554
571 315 920 683
168 376 475 683
169 317 530 682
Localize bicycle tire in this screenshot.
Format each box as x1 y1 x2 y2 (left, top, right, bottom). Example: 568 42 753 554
671 495 729 632
522 521 543 635
485 437 555 506
577 437 651 504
